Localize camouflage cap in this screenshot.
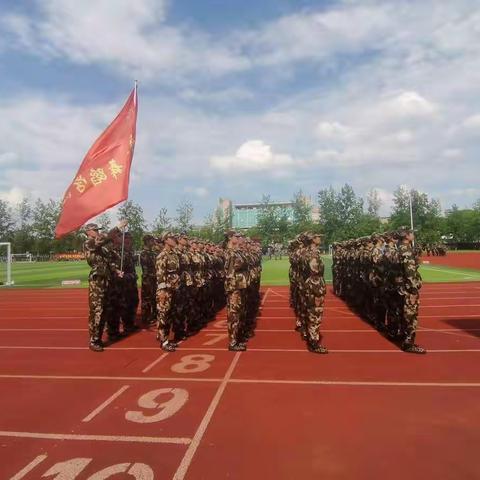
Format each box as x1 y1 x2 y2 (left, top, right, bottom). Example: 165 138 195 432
397 227 413 238
84 223 102 232
160 231 177 242
143 234 154 242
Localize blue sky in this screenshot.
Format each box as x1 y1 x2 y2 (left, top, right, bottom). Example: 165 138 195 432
1 0 480 224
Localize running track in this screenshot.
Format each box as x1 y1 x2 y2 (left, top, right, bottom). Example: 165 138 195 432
0 284 479 479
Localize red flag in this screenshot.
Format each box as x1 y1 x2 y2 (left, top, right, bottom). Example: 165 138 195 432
55 86 138 238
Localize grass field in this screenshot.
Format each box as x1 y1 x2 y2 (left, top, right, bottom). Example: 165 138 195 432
2 256 480 288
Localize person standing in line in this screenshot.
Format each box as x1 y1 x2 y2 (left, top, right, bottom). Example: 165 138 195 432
156 232 180 352
83 220 127 352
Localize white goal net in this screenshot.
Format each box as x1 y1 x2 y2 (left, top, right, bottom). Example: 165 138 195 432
0 243 14 286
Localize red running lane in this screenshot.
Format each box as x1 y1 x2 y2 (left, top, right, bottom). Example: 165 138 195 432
421 251 480 270
0 284 479 480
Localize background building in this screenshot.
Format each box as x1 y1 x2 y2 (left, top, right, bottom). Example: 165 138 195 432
219 197 319 230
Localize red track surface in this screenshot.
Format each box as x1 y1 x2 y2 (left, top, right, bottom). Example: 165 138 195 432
421 251 480 270
0 285 479 479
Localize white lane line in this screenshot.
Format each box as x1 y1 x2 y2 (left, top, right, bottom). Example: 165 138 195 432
142 353 169 373
418 327 476 340
0 346 479 353
82 385 130 422
0 431 191 444
0 374 222 382
229 379 480 388
422 266 480 277
9 454 48 480
173 352 241 480
1 374 479 387
420 304 480 308
260 288 271 307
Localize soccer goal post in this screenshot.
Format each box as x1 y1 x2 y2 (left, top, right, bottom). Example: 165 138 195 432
0 242 14 286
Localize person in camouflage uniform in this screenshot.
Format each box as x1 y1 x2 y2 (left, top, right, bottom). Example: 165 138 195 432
190 238 206 335
140 234 157 327
83 221 127 352
303 233 328 353
224 231 248 351
122 232 139 332
105 230 127 340
397 229 425 353
289 233 328 353
174 232 194 342
156 232 180 352
332 228 426 354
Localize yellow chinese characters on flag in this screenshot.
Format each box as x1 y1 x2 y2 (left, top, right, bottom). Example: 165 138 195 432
55 87 138 238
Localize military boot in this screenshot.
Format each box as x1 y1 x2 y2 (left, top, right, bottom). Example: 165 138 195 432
307 341 328 354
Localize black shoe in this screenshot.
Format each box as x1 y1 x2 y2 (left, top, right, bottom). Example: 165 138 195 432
402 343 427 354
161 341 176 352
228 342 247 352
89 342 104 352
307 342 328 354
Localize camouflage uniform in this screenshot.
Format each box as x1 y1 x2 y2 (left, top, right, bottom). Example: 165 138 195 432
304 243 327 345
398 241 422 347
175 241 193 341
156 241 180 347
83 228 119 348
224 244 247 348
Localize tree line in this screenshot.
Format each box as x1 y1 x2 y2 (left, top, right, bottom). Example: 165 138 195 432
1 185 479 254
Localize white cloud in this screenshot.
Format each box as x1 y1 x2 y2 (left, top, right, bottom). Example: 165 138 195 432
1 0 249 81
183 186 209 198
463 114 480 129
382 91 438 119
442 148 463 159
210 140 294 172
0 187 25 204
315 121 355 140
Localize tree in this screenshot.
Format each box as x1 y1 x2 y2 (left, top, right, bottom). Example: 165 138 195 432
96 213 112 231
31 199 61 254
0 199 14 242
366 189 382 217
443 206 480 243
118 201 147 248
389 187 442 243
152 208 171 234
12 197 34 253
256 195 290 245
318 184 364 244
175 200 194 232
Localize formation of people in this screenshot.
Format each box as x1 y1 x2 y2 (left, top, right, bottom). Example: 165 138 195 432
83 221 261 352
421 243 447 256
288 232 329 354
83 220 426 355
332 228 426 354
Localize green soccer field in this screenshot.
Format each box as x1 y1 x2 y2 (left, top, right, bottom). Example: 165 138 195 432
260 256 480 285
1 256 480 289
